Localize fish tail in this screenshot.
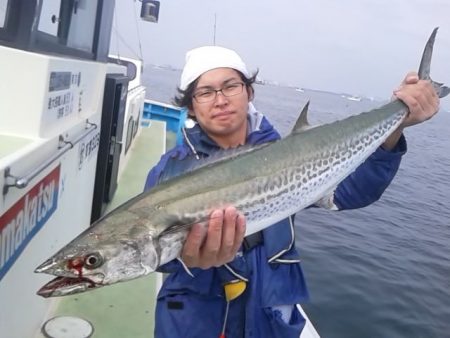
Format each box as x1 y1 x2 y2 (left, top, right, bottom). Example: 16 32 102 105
418 27 450 98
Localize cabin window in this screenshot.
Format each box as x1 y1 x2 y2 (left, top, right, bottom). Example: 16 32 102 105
38 1 62 36
65 0 98 52
0 0 9 28
38 0 98 53
0 0 113 61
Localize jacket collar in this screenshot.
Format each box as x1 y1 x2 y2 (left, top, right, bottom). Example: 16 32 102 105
182 107 281 157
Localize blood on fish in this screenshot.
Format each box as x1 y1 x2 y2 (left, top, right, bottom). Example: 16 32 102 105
67 257 85 277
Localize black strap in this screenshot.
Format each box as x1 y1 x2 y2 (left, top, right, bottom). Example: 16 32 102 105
243 231 263 252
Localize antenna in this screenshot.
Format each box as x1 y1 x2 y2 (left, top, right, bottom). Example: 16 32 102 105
213 13 217 45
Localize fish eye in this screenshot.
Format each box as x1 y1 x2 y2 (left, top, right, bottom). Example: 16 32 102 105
84 253 103 269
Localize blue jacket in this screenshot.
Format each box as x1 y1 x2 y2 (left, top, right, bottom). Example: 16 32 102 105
144 111 406 338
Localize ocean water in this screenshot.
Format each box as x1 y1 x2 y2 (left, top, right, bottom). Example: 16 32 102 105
143 66 450 338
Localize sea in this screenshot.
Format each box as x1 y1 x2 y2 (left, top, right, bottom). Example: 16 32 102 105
143 65 450 338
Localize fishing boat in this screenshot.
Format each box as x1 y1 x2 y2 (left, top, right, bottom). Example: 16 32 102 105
345 95 362 102
0 2 319 337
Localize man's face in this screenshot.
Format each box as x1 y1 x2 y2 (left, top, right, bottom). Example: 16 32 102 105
191 68 251 148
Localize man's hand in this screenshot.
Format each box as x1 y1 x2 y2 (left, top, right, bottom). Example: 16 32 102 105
181 206 246 269
383 72 440 150
394 72 440 128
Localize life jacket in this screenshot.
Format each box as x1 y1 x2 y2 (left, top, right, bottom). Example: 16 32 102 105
144 107 407 337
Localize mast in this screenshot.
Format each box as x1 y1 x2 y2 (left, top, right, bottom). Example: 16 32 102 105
213 13 217 45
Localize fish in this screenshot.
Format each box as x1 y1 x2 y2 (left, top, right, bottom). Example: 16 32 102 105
35 28 449 297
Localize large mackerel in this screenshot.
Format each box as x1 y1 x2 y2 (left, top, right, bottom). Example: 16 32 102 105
35 28 449 297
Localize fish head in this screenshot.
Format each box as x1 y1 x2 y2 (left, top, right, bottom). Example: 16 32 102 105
35 226 160 297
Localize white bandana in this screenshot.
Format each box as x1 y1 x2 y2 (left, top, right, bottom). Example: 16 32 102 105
179 46 250 90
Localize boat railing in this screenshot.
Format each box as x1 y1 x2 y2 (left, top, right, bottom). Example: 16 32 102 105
3 120 97 195
143 99 188 144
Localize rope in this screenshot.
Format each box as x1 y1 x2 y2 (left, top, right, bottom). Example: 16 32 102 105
133 0 144 61
113 5 121 60
111 1 145 62
113 25 142 60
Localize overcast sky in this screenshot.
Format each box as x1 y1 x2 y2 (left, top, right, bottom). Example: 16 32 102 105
112 0 450 106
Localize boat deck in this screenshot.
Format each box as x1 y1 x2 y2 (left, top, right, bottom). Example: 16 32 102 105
0 134 33 158
36 121 172 338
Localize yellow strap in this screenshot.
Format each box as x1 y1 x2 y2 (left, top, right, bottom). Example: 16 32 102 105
224 280 246 302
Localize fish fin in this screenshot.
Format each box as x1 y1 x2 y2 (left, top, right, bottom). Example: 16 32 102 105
314 188 338 210
290 101 312 134
418 27 437 80
435 83 450 98
159 208 238 237
158 215 210 237
418 27 450 99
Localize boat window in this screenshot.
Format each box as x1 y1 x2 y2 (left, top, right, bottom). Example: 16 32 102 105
38 0 98 53
0 0 9 28
66 0 98 52
0 1 114 61
38 1 62 36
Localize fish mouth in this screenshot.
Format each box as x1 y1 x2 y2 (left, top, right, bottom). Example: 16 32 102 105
35 258 65 274
35 259 82 280
37 276 102 298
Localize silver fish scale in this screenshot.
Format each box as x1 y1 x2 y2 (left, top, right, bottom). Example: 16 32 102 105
156 109 406 239
244 118 404 234
136 106 405 232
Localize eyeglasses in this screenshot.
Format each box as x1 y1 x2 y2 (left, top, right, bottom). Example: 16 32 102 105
193 82 245 103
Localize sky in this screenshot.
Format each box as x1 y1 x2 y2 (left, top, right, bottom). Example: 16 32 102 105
111 0 450 107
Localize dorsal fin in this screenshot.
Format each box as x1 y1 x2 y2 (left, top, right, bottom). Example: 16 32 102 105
290 101 311 134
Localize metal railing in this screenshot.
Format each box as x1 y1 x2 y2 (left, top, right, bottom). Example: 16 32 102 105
3 120 97 195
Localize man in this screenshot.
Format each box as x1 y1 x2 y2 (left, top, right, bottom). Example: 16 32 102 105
145 46 440 338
